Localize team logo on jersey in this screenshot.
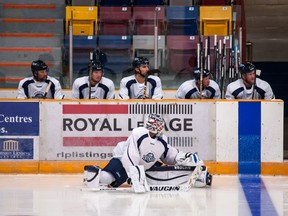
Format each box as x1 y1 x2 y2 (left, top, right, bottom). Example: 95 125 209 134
142 152 155 163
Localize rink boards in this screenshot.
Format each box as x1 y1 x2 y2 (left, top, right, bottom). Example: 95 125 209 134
0 99 286 175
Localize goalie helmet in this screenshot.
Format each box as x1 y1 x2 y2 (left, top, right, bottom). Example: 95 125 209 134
132 57 149 68
145 114 164 135
239 62 256 74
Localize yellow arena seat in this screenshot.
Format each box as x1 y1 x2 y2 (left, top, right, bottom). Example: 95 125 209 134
65 6 98 35
200 6 232 36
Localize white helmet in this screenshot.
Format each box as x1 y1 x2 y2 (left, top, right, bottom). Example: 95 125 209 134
145 114 164 135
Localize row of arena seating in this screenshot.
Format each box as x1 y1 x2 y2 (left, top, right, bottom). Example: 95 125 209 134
67 0 231 6
65 5 234 36
64 35 231 78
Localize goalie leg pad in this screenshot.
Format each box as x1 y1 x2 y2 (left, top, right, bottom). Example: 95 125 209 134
102 158 128 187
83 165 101 188
194 166 213 188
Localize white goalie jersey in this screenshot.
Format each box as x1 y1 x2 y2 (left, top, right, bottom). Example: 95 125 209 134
115 127 178 171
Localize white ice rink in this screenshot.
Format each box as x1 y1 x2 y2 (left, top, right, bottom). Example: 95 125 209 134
0 174 287 216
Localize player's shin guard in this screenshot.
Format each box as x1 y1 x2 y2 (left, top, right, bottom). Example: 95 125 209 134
83 165 101 188
129 165 150 193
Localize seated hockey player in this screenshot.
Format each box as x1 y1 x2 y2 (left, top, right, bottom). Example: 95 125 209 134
83 114 212 192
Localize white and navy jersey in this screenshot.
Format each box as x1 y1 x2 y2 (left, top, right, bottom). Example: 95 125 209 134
225 78 275 99
175 79 221 99
120 127 178 171
72 76 115 99
118 75 163 99
17 76 64 99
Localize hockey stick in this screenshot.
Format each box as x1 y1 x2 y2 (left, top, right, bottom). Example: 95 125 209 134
81 184 191 193
88 51 93 99
42 81 52 99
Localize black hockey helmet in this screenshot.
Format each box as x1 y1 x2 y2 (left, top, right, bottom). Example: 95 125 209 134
132 57 149 68
239 62 256 74
193 67 210 80
31 60 48 73
92 49 107 66
91 61 104 72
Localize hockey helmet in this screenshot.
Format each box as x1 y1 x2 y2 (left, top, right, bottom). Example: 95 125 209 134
145 114 164 135
132 57 149 68
92 49 107 66
31 60 48 73
91 61 104 72
193 68 210 80
239 62 256 74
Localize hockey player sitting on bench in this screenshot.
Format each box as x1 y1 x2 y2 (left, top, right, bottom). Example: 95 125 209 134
83 114 212 192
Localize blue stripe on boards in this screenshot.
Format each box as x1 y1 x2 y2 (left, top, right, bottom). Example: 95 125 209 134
239 175 278 216
238 102 261 174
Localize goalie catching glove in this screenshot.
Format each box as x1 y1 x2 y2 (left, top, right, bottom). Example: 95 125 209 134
175 152 203 167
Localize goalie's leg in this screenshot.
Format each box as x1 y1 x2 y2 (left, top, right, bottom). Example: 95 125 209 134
83 165 101 188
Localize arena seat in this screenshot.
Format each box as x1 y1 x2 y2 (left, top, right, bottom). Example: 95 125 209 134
98 35 132 75
168 0 194 6
199 6 232 36
166 35 198 75
63 35 97 76
132 35 165 68
99 6 132 35
65 6 98 35
132 6 165 35
166 6 199 35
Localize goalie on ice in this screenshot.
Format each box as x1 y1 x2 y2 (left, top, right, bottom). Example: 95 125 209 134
83 114 212 192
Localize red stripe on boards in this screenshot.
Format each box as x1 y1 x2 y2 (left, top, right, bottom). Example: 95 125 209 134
63 104 128 114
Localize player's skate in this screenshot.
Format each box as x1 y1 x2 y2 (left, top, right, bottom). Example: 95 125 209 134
193 166 213 188
83 165 101 188
129 165 150 193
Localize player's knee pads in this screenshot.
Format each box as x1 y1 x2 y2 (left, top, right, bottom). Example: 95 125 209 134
83 165 101 188
102 158 128 187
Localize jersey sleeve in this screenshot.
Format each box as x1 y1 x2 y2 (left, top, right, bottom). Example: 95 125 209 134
16 80 27 99
160 144 178 165
151 76 163 99
118 79 130 99
106 81 115 99
175 83 185 99
225 83 235 99
212 81 222 99
120 131 141 171
53 80 64 99
263 82 275 99
71 79 80 99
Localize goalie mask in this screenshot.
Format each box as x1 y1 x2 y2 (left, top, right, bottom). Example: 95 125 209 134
145 114 164 136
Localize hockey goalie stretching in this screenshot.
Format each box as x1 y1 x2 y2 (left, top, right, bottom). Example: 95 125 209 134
83 114 212 193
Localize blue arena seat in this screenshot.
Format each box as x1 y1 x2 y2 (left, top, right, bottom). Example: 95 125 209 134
63 35 97 76
99 6 132 35
166 6 199 35
98 35 132 75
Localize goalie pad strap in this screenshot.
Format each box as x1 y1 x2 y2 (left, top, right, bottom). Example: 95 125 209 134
102 158 128 187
